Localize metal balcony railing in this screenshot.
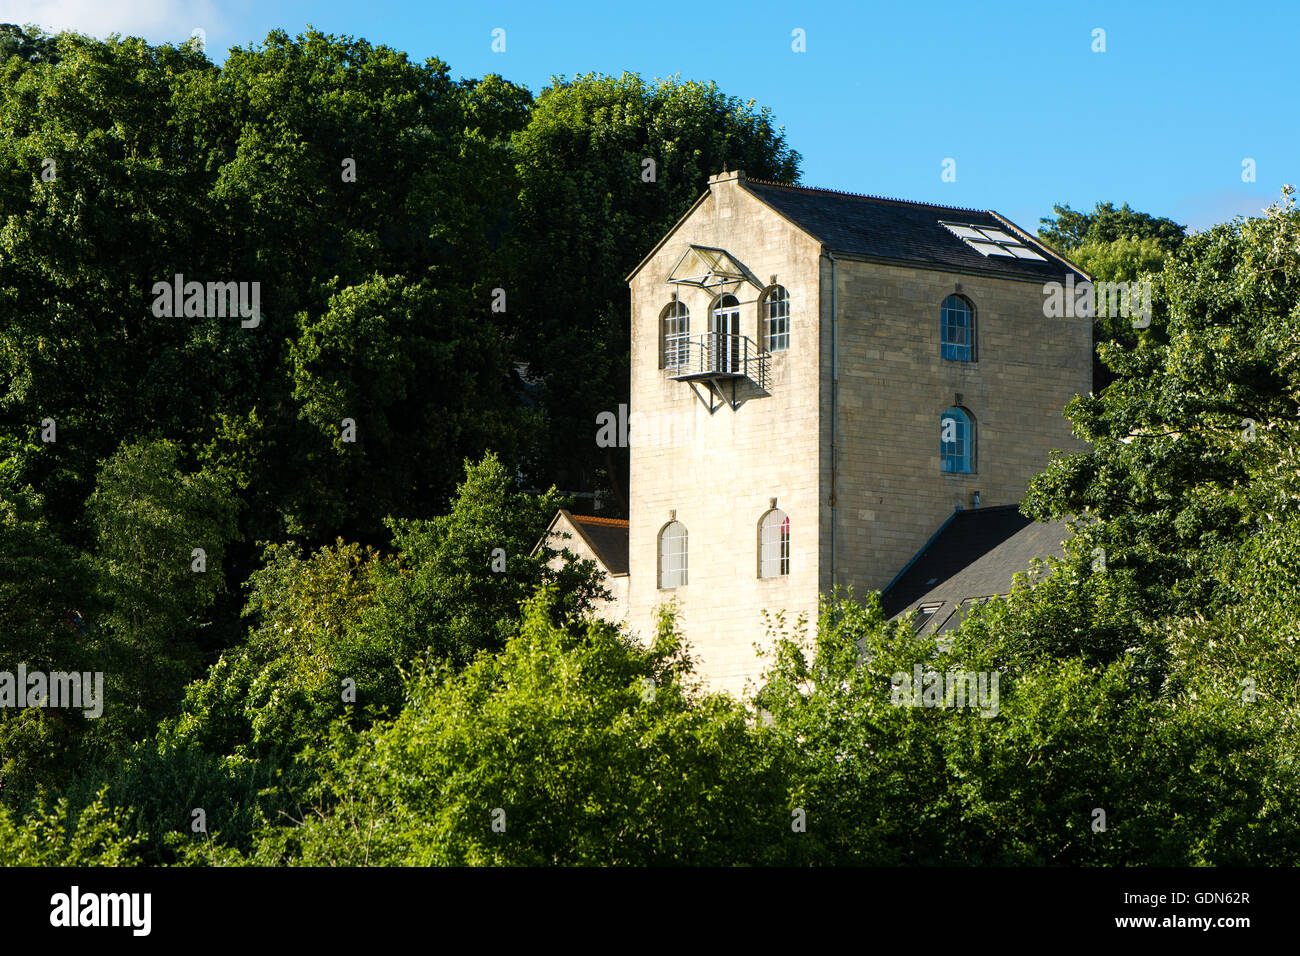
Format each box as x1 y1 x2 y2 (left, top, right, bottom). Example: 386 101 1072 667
665 332 769 390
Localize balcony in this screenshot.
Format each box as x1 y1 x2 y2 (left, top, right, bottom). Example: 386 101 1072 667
665 332 769 411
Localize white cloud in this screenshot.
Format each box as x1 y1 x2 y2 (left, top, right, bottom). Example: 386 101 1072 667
0 0 222 45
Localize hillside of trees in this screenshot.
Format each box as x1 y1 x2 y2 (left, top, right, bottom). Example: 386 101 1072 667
1 25 1296 865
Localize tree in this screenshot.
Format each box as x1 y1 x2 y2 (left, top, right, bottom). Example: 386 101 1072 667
1038 201 1186 254
288 275 532 540
236 590 794 866
0 32 216 540
0 24 61 65
87 439 240 737
1037 202 1188 390
94 539 382 865
1025 188 1300 624
0 471 102 801
151 454 605 799
357 452 609 666
0 793 137 865
758 585 1299 865
0 28 536 552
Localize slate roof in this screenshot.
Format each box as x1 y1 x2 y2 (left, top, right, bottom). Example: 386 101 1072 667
881 505 1072 635
743 178 1086 283
564 512 629 576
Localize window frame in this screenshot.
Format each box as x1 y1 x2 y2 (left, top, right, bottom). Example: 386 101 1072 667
912 602 944 633
940 294 976 363
758 508 790 578
658 520 688 588
940 406 975 474
761 285 790 353
659 299 690 370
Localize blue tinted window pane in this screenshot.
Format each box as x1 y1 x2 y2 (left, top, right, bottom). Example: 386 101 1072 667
941 296 973 362
940 408 972 473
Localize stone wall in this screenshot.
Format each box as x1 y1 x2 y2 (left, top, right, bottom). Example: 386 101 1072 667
622 172 1092 696
625 172 824 696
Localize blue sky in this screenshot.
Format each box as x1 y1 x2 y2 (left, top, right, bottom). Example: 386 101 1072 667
6 0 1296 233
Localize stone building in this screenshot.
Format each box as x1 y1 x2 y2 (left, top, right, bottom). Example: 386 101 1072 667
539 170 1091 696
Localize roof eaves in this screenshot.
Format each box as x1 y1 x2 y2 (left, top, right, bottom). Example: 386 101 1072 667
531 508 567 558
572 515 630 528
533 507 609 570
555 508 611 568
822 249 1073 285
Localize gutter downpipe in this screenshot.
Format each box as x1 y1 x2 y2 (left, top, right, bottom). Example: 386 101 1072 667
826 248 838 594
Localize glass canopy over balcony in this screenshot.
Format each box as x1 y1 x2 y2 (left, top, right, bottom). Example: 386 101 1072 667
662 248 771 411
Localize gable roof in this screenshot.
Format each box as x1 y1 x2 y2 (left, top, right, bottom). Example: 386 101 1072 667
540 509 630 576
742 178 1086 283
881 505 1071 634
569 513 629 575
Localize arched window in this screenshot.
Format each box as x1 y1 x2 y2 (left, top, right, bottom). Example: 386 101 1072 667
940 295 974 362
940 407 974 473
710 294 741 373
658 520 688 588
759 509 790 577
660 299 689 370
762 286 790 352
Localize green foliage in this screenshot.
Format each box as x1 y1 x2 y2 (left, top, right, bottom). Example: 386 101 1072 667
0 792 137 865
87 438 240 738
1038 203 1186 390
0 27 535 550
0 478 103 799
94 736 301 865
123 452 606 863
289 275 531 538
0 32 216 536
360 452 609 666
1039 200 1186 254
0 23 60 65
758 588 1299 865
1026 188 1300 623
0 478 96 674
1 25 1296 870
241 589 793 866
1070 235 1170 284
168 539 382 762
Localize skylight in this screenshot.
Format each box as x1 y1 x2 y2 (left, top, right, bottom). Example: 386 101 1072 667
913 603 943 633
940 222 1046 261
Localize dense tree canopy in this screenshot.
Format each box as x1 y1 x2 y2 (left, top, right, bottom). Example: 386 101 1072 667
0 25 1296 868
